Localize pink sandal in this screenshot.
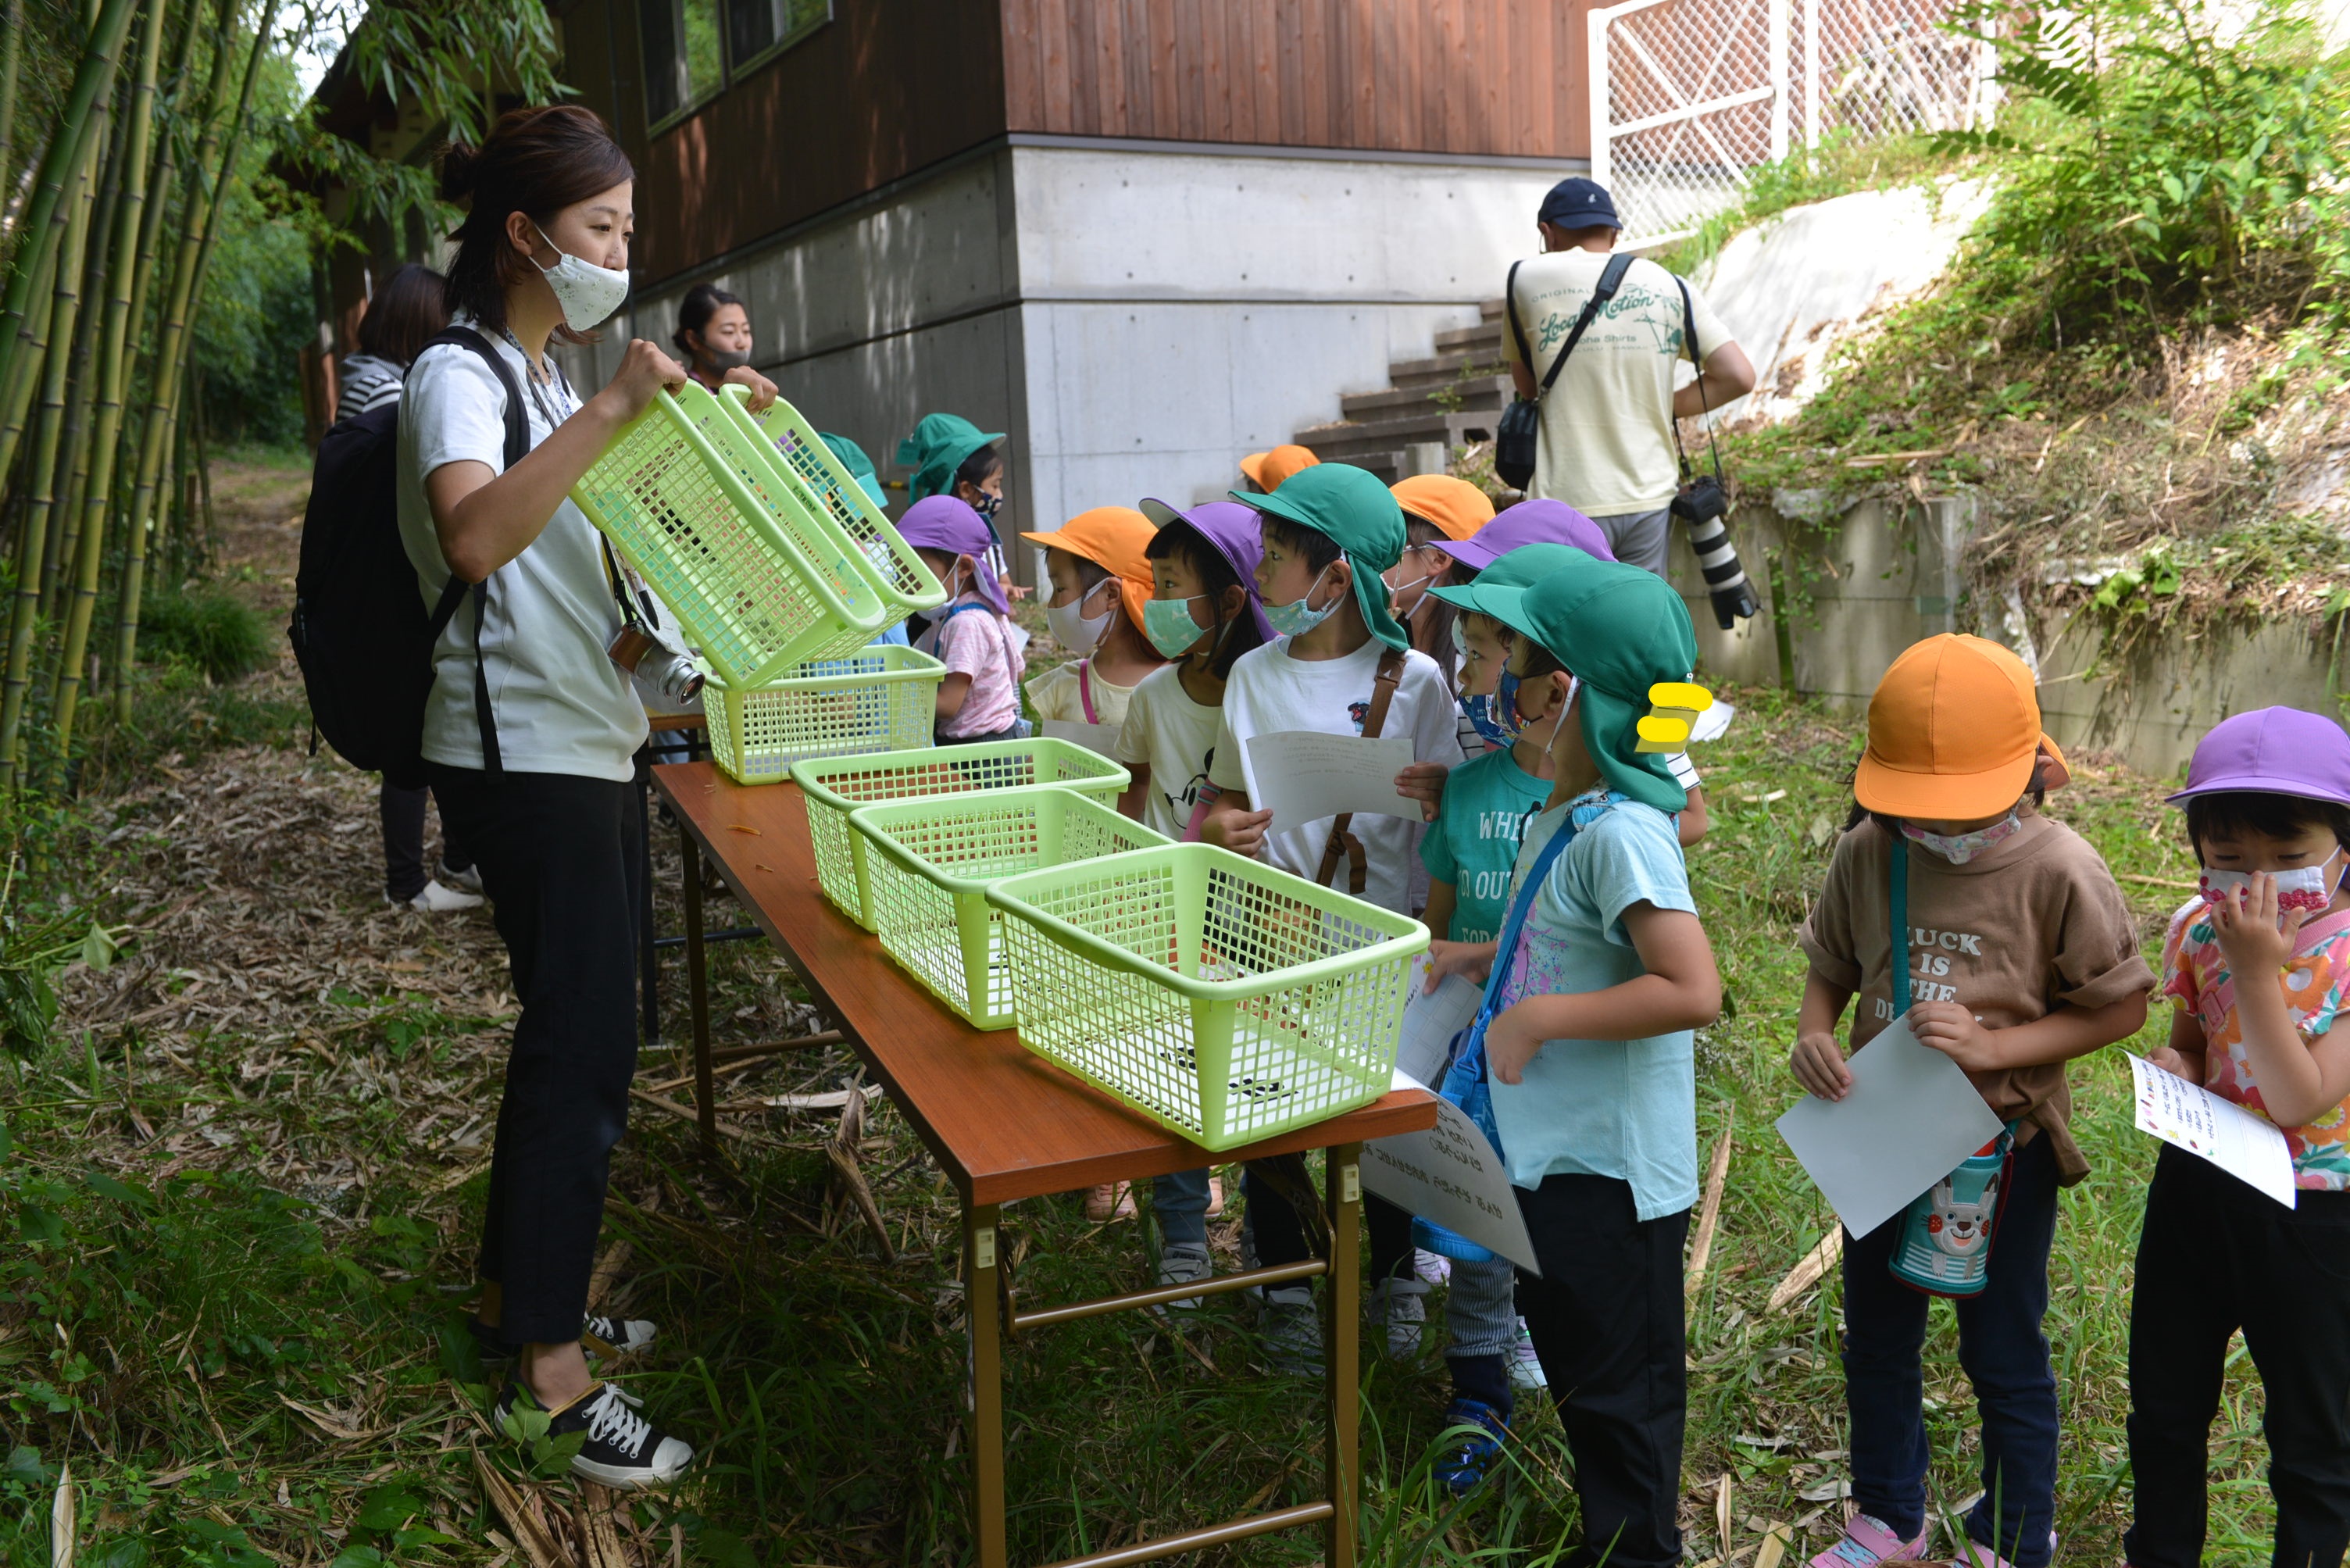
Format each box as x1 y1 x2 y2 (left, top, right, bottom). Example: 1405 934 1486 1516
1809 1515 1928 1568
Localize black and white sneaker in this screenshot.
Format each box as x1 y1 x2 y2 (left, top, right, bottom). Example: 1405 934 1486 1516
469 1313 656 1362
492 1380 692 1489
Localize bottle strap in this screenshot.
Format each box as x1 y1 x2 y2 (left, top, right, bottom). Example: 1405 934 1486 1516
1890 838 1912 1016
1466 806 1587 1049
1077 659 1098 726
1314 648 1406 896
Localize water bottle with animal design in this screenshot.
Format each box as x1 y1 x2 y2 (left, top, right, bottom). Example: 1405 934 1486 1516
1888 1125 2016 1298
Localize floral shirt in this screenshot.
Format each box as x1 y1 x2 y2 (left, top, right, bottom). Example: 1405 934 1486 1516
2162 896 2350 1189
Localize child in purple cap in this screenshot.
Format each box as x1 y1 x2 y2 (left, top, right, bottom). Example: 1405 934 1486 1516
2129 705 2350 1568
1112 499 1277 1300
897 495 1028 744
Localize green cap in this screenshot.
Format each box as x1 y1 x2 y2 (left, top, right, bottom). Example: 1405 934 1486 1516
819 432 888 506
895 413 1003 502
1433 551 1698 813
1230 463 1410 652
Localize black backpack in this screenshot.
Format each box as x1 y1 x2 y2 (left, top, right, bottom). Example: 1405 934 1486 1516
289 327 521 789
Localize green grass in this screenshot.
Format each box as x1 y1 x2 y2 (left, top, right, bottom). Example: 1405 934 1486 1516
0 680 2283 1566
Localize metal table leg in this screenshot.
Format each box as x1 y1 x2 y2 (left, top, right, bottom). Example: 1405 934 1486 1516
966 1202 1006 1568
678 828 716 1155
1323 1141 1362 1568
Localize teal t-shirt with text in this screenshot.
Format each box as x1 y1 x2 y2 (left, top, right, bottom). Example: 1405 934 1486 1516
1420 748 1550 942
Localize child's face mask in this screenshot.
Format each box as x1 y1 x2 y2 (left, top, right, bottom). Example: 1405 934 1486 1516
2201 848 2348 914
1262 563 1339 638
1900 812 2023 865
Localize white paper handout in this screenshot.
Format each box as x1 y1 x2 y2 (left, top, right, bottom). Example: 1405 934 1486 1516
1363 1067 1542 1274
1039 717 1119 760
1242 731 1417 834
1394 966 1482 1089
1690 702 1735 744
2128 1053 2298 1208
1775 1015 2005 1239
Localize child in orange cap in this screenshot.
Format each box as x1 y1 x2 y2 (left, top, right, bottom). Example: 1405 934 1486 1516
1790 634 2152 1568
1384 474 1495 696
1238 443 1320 493
1018 506 1167 745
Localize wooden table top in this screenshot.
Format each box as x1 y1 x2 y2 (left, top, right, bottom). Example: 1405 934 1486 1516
652 762 1437 1206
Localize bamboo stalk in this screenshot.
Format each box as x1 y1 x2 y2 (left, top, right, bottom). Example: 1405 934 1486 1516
0 0 21 223
44 105 122 616
101 0 268 730
0 0 141 484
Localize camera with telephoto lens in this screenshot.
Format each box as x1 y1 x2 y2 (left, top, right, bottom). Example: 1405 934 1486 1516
607 625 705 705
1672 475 1761 630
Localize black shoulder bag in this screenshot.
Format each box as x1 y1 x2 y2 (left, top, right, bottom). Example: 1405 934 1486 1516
1669 277 1760 629
1496 251 1634 493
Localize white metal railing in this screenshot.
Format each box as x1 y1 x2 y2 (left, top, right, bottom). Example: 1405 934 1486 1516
1591 0 1997 246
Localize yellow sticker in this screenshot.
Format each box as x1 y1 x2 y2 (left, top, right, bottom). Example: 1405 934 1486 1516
1637 714 1695 752
1648 680 1714 712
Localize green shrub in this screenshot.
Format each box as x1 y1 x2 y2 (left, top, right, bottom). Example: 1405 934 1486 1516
138 586 271 684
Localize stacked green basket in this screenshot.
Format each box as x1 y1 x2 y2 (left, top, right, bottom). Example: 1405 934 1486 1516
702 646 945 784
984 843 1427 1150
850 788 1169 1029
789 741 1130 930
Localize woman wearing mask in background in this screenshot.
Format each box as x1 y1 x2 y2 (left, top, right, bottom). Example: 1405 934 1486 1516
337 263 484 914
402 104 775 1490
671 283 752 392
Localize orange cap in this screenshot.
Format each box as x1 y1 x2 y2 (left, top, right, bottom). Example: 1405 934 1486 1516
1855 634 2055 820
1391 474 1496 543
1019 506 1157 636
1240 445 1322 491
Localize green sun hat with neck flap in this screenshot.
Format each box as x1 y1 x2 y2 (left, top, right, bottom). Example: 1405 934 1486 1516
1432 551 1698 812
1229 462 1411 652
896 413 1004 502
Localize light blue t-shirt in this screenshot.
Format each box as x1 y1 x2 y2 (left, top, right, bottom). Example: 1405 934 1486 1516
1488 792 1699 1220
1420 748 1548 942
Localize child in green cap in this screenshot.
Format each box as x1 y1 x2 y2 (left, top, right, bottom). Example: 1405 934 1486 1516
1420 554 1722 1557
1196 461 1467 1373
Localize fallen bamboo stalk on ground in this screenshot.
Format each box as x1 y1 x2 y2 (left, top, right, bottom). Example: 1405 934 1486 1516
473 1452 567 1568
1686 1115 1734 1295
1767 1228 1844 1313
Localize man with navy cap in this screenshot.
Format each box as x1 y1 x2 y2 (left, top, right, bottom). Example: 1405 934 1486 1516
1500 177 1756 577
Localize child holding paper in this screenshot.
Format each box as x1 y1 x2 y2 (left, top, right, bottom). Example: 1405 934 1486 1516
897 495 1027 744
1416 555 1721 1552
2127 707 2350 1568
1196 463 1465 1369
1020 506 1165 736
1102 500 1275 1277
1788 634 2151 1568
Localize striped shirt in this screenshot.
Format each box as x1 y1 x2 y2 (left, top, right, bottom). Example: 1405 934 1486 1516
336 354 405 421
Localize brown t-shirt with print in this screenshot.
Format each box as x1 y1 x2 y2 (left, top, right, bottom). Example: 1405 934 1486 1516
1798 809 2154 1184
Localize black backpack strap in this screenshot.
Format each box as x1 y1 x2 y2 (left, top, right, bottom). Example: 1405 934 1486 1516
420 324 532 779
1534 250 1635 401
1503 259 1530 372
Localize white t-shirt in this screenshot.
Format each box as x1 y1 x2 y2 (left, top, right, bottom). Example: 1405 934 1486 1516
1207 638 1466 914
1499 250 1732 515
1114 665 1226 841
1027 659 1138 731
396 321 648 784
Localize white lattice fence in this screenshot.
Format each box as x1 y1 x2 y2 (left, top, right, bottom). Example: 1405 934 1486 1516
1591 0 1998 245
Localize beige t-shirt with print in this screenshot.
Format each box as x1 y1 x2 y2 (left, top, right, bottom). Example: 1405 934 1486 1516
1798 810 2155 1185
1499 249 1732 516
1025 659 1138 731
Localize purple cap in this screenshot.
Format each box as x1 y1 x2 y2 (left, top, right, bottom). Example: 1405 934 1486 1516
1441 498 1615 573
1138 498 1278 643
2168 706 2350 807
896 495 1009 615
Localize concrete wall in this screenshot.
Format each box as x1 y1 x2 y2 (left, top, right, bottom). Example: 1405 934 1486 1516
568 137 1576 581
1667 498 2349 780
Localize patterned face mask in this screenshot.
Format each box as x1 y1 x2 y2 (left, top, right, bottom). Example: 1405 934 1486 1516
2200 852 2347 915
1900 812 2023 865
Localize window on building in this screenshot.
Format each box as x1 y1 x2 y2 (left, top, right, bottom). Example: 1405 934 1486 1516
640 0 724 129
725 0 830 75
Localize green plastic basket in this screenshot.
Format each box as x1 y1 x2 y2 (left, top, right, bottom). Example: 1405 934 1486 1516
703 645 947 785
983 844 1429 1150
791 740 1132 931
850 788 1170 1029
720 388 943 620
570 382 885 685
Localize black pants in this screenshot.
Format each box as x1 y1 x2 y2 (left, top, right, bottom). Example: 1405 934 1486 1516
1243 1170 1414 1282
2127 1143 2350 1568
1515 1173 1688 1568
380 780 475 902
429 763 642 1345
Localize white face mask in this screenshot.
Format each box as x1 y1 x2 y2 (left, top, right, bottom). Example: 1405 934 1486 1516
1046 579 1115 657
532 223 630 332
2201 851 2347 916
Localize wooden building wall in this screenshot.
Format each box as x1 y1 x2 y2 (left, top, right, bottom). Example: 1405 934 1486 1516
997 1 1590 160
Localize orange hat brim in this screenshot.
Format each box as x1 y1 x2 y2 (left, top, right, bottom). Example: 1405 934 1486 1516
1853 742 2041 820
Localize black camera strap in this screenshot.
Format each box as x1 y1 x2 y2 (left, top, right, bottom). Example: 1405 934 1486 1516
1673 276 1727 485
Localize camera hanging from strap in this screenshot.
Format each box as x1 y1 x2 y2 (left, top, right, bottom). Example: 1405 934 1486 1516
1668 276 1760 630
1314 648 1407 896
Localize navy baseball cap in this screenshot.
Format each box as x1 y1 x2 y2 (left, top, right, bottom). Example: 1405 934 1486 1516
1539 177 1620 230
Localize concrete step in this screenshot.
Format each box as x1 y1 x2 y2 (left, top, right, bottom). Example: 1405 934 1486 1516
1339 375 1512 420
1295 410 1495 465
1388 352 1512 392
1434 320 1508 354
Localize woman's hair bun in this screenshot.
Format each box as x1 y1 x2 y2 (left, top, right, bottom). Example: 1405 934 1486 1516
438 141 481 203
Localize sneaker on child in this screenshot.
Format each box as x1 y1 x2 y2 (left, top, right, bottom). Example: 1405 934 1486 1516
1156 1243 1212 1313
1808 1513 1928 1568
1254 1284 1321 1375
1365 1276 1430 1359
1506 1318 1548 1391
1084 1181 1135 1222
396 879 482 913
441 862 484 895
492 1380 691 1489
1432 1398 1509 1495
